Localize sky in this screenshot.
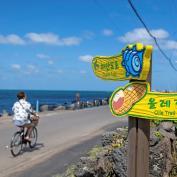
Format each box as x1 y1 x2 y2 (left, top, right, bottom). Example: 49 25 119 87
0 0 177 91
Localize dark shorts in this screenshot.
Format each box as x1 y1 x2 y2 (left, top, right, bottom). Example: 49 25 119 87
14 119 31 127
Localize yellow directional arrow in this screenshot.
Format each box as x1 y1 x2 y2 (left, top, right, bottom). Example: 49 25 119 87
92 43 153 81
110 82 177 120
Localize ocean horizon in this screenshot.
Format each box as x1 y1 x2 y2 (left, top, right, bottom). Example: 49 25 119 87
0 90 112 114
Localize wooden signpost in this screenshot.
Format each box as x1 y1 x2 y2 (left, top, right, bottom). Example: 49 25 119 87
92 43 152 177
127 67 151 177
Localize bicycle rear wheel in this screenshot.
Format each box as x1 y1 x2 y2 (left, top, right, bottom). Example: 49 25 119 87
29 127 38 148
10 132 22 157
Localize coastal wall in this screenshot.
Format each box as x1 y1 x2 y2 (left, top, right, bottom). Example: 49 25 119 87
0 97 109 117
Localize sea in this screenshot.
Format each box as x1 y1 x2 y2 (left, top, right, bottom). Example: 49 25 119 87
0 90 112 114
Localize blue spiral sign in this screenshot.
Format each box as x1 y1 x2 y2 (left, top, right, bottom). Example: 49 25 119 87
122 46 144 77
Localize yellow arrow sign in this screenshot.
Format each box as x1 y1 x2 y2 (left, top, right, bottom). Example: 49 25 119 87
110 82 177 120
92 43 153 81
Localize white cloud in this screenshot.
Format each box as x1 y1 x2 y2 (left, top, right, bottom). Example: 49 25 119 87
79 55 93 63
118 28 177 50
27 64 36 70
36 53 50 59
172 51 177 57
82 30 95 39
0 34 25 45
80 70 87 74
48 60 54 65
119 28 169 44
11 64 39 75
37 53 55 65
25 65 39 74
57 69 63 74
0 32 82 46
26 33 59 44
11 64 21 70
102 29 113 36
164 40 177 50
26 32 81 46
150 29 169 39
172 52 177 64
61 37 81 46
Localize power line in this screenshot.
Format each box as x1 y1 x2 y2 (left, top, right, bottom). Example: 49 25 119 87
128 0 177 71
93 0 177 71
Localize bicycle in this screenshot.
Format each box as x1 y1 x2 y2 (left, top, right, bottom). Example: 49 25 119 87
10 125 38 157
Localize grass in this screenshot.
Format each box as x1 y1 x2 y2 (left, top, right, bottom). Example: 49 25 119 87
52 165 76 177
87 145 103 159
153 131 163 139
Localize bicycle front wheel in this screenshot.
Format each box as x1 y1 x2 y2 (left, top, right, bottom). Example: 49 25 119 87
29 127 38 148
10 132 22 157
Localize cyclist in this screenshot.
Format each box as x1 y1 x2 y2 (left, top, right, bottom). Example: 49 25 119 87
12 91 38 141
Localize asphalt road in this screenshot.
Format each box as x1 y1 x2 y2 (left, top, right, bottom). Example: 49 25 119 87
0 106 127 177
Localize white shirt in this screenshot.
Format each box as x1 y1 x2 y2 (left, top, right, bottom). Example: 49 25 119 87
12 99 32 121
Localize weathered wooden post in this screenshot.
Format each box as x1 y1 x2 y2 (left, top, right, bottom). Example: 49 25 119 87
128 62 151 177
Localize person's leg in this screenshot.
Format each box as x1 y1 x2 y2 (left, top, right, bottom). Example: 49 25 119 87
24 124 33 140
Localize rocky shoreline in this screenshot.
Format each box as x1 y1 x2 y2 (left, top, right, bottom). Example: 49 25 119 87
0 97 109 117
56 122 177 177
40 98 109 112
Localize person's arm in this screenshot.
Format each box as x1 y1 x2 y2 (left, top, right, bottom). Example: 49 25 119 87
28 103 40 120
29 104 34 114
27 103 38 116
